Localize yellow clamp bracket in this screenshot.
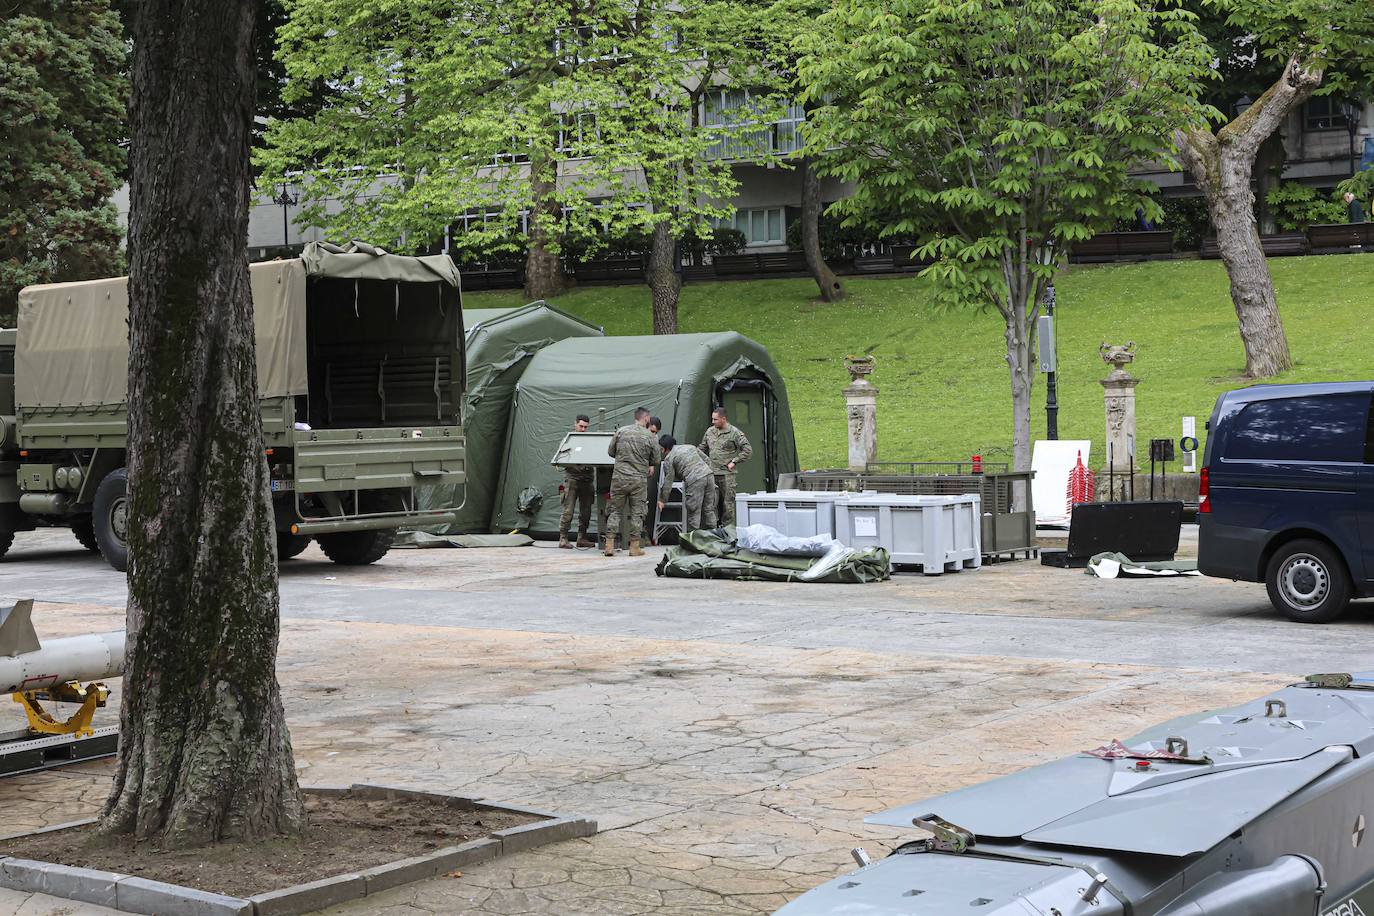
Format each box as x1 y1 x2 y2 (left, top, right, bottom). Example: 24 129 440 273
12 681 109 737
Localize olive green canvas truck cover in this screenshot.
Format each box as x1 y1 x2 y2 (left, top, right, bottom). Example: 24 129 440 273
4 241 467 567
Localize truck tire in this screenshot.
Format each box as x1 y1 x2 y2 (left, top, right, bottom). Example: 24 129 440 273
317 528 395 566
1266 538 1351 624
277 532 312 560
0 532 12 560
73 516 99 553
92 469 130 572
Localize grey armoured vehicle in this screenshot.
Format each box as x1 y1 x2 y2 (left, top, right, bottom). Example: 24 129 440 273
777 673 1374 916
0 242 467 570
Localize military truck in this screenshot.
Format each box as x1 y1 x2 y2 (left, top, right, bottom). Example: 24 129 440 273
0 241 467 570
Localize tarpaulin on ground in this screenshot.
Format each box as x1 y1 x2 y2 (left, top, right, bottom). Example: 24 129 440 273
492 332 800 536
1086 552 1200 578
656 528 890 583
395 532 534 548
404 302 603 537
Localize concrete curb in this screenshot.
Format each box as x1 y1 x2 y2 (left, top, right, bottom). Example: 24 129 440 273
0 784 598 915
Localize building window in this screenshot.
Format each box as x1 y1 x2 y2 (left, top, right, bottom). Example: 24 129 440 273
1305 97 1355 131
557 112 599 157
720 207 785 246
702 90 805 161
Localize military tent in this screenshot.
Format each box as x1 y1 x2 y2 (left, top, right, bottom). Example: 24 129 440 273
415 301 602 533
491 332 798 536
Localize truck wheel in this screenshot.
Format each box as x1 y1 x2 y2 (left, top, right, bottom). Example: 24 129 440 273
316 529 395 566
277 532 312 560
92 469 130 572
73 516 99 553
0 532 12 560
1266 539 1351 624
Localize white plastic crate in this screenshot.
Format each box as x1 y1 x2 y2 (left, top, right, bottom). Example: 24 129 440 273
734 490 857 539
834 493 982 574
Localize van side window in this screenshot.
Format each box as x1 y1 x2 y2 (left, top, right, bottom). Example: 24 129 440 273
1227 394 1370 463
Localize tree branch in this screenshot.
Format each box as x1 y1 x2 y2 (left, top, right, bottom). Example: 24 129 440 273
1218 54 1323 155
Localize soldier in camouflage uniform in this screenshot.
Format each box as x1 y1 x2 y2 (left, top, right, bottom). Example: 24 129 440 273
604 407 660 557
656 434 718 531
559 414 596 549
699 406 752 527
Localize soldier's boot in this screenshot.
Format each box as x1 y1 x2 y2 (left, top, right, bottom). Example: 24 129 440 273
628 538 645 557
558 531 572 549
603 536 616 557
576 532 594 548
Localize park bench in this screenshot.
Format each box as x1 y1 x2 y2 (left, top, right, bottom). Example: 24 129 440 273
888 243 930 271
1069 230 1174 263
712 251 809 276
457 266 523 290
853 253 894 273
1307 223 1374 253
1199 233 1308 259
573 258 645 283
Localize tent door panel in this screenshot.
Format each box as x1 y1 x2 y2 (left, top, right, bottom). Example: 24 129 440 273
720 388 769 494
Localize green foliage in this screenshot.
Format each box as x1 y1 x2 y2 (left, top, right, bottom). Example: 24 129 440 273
464 255 1374 468
0 0 127 322
1158 196 1212 250
260 0 785 263
798 0 1213 317
1265 183 1347 232
784 213 875 261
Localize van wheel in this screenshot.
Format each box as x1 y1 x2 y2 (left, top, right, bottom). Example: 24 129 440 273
92 469 130 572
73 516 99 553
1266 539 1351 623
277 532 312 560
316 529 395 566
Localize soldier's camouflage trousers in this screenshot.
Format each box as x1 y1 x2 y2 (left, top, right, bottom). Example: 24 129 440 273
606 476 649 541
559 476 594 537
712 473 737 526
682 475 717 531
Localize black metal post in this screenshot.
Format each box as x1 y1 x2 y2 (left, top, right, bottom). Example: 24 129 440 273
1044 280 1059 440
272 182 298 252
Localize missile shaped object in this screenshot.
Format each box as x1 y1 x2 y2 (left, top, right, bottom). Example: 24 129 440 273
0 599 125 694
777 673 1374 916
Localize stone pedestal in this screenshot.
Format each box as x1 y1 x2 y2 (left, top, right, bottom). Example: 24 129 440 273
843 356 878 473
1100 376 1138 472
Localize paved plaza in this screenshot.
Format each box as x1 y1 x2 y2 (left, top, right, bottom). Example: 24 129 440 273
1 528 1372 914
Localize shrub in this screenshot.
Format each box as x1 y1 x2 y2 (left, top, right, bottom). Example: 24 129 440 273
1265 182 1347 232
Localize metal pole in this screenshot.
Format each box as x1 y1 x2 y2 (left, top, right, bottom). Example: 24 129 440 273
1044 281 1059 440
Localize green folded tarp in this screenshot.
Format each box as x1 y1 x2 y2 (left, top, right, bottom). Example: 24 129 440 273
656 529 890 583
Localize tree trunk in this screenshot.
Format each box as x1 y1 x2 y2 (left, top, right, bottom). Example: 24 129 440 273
1002 283 1036 473
647 220 681 335
1174 56 1315 379
101 0 303 847
800 158 844 302
523 144 568 300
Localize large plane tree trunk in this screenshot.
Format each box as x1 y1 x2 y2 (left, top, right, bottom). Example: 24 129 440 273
524 144 568 300
101 0 303 847
647 220 681 334
800 158 845 302
1174 56 1317 379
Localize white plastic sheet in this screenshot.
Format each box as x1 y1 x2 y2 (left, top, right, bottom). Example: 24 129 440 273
734 524 876 582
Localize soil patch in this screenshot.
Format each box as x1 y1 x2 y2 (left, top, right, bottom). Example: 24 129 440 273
0 793 540 898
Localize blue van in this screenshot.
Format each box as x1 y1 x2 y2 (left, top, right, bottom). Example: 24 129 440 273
1198 382 1374 623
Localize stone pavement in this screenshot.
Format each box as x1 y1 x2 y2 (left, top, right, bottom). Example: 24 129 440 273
0 528 1370 914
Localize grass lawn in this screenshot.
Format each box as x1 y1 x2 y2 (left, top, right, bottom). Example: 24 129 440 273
465 254 1374 469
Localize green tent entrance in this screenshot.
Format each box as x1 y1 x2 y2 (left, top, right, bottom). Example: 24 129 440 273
490 332 798 537
413 301 602 534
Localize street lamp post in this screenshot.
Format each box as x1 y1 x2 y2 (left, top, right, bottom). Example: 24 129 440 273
1043 280 1059 440
271 182 299 252
1342 101 1361 177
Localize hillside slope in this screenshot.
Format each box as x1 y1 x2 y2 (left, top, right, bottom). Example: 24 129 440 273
465 254 1374 469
